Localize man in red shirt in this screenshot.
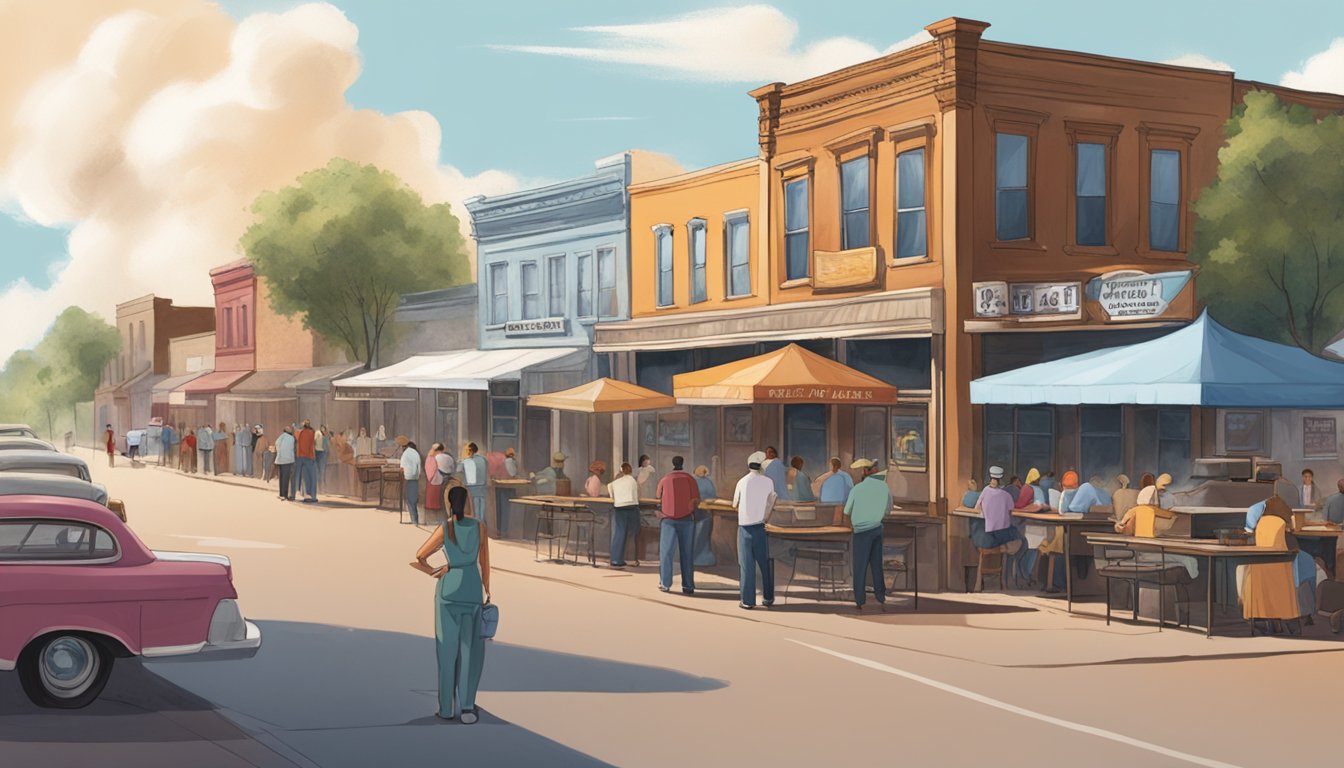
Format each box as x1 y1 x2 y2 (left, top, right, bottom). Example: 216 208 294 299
655 455 700 594
181 429 197 474
296 419 318 503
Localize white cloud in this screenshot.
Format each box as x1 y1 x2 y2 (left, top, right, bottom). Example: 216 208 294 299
0 1 525 364
1162 53 1233 72
491 5 931 83
1281 38 1344 94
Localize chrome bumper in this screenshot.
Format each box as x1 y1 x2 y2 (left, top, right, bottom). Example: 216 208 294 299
144 621 261 663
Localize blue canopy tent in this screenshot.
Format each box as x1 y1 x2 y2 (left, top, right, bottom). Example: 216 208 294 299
971 310 1344 407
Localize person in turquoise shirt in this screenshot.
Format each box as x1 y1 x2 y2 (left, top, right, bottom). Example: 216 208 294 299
413 486 492 723
843 458 892 611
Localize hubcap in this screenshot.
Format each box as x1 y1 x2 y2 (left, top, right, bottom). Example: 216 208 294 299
39 636 99 699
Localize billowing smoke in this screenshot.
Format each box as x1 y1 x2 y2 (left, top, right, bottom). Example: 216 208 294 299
0 1 520 361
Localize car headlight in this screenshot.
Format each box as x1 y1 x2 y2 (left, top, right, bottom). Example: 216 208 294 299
208 599 247 644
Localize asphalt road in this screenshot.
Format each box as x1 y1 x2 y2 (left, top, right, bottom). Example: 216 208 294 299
5 451 1344 768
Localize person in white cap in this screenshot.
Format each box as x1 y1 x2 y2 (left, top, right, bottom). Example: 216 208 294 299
843 458 891 611
972 466 1025 567
733 451 778 609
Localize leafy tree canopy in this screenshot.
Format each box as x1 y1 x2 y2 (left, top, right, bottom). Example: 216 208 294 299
241 158 471 369
0 306 120 438
1192 90 1344 355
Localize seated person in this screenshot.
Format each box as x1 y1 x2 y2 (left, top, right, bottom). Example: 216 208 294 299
1242 496 1316 624
961 479 981 509
1067 477 1111 515
1245 497 1318 616
972 467 1025 558
1013 473 1043 512
1024 468 1048 510
1111 474 1139 521
818 460 855 505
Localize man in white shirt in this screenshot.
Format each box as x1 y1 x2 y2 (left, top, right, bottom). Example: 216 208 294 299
400 440 423 525
125 429 143 462
733 451 778 609
460 441 488 521
608 463 642 568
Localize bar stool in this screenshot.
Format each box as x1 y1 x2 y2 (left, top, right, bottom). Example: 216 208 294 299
787 546 848 602
968 546 1008 592
564 510 597 567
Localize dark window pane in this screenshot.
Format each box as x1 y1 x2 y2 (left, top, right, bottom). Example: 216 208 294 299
1081 436 1123 481
548 257 565 317
996 189 1028 241
845 338 931 389
727 217 751 297
996 133 1028 187
785 232 809 280
1016 435 1054 479
1076 143 1105 196
1016 407 1053 435
689 224 706 304
1081 406 1122 434
1150 150 1180 251
842 210 869 249
785 178 808 232
1150 150 1180 204
1150 203 1179 251
896 209 927 259
897 149 925 209
492 398 518 418
986 405 1014 435
1077 196 1106 246
985 434 1014 472
577 254 593 317
841 157 868 211
1159 409 1190 441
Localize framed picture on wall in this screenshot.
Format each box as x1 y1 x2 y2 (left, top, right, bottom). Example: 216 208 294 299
891 408 928 472
657 418 690 447
640 415 656 450
724 407 753 443
1224 411 1264 454
1303 416 1338 458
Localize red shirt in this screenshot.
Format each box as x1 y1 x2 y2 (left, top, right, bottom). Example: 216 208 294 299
296 428 316 459
655 471 699 520
183 434 197 450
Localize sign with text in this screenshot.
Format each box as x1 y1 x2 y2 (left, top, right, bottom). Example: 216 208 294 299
753 384 897 405
972 281 1008 318
1087 270 1192 321
1303 416 1337 458
504 317 567 336
333 387 417 402
1010 282 1080 316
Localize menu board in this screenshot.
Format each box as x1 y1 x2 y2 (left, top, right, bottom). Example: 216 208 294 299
1303 416 1337 458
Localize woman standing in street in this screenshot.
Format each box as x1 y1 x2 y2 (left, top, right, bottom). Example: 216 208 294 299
425 443 447 520
412 486 491 723
104 424 116 468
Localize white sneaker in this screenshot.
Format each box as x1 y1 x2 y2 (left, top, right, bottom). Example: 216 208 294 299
460 710 478 725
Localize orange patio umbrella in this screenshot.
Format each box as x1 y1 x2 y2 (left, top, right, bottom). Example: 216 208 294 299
673 343 898 405
526 377 677 413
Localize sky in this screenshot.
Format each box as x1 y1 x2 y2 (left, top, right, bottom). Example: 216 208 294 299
1 0 1343 362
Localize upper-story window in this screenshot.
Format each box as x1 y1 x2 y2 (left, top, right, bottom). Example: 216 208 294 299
1076 143 1107 247
784 177 810 280
488 263 508 325
688 219 707 304
597 247 618 317
995 132 1030 241
840 156 870 250
520 261 540 320
896 148 927 259
725 211 751 298
654 225 674 307
222 307 233 348
239 305 249 347
547 255 565 317
577 252 594 318
1149 149 1181 252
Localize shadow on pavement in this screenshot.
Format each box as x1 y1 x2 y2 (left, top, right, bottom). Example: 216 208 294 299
144 620 726 767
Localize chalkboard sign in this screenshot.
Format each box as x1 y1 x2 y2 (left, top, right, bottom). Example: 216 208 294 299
1303 416 1337 458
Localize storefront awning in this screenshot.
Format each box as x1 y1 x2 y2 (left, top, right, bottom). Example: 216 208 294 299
180 369 251 396
334 347 583 392
286 363 365 393
152 371 206 403
528 378 676 413
970 310 1344 407
673 343 898 405
218 370 304 403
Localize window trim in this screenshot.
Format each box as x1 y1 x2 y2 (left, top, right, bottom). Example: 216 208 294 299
686 218 708 305
595 245 619 319
519 260 541 320
652 224 674 309
575 251 595 319
892 132 932 264
1063 120 1122 257
487 262 509 326
546 254 566 318
1137 122 1199 258
723 209 753 299
986 106 1048 251
827 127 879 254
781 172 813 284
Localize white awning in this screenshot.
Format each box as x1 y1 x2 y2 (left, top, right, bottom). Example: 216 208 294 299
334 347 583 391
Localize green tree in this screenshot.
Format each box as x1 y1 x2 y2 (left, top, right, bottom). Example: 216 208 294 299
1192 90 1344 355
0 307 119 440
241 158 471 369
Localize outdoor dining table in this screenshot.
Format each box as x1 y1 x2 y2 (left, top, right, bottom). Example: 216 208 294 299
764 512 934 606
1084 532 1297 637
1292 525 1342 579
511 495 598 566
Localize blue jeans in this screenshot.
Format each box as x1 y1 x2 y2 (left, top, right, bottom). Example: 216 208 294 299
297 457 317 500
971 520 1031 581
659 517 695 591
738 523 773 606
199 449 213 474
278 463 294 499
693 510 716 567
467 485 488 523
405 478 420 524
853 526 885 607
314 450 326 491
610 506 640 566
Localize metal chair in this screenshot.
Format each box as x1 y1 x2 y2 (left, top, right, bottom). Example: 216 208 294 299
787 545 848 602
883 538 916 608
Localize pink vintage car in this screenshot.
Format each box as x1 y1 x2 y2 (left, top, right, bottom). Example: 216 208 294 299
0 495 261 708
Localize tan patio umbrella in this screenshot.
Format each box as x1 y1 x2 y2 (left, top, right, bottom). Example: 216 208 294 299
526 378 677 413
673 343 898 405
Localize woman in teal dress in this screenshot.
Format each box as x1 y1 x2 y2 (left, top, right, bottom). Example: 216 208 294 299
413 485 492 722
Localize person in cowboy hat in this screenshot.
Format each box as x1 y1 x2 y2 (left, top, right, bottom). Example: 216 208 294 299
843 458 892 611
531 451 568 495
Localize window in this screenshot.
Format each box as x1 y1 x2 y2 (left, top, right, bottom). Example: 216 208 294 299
855 408 888 469
0 520 118 562
1080 406 1122 480
520 261 540 320
488 263 508 325
577 253 594 317
784 177 810 280
1076 143 1107 246
239 305 248 347
840 156 870 250
985 406 1054 480
489 381 520 442
686 220 707 304
597 247 618 317
654 226 673 307
547 256 565 317
1149 149 1181 252
1134 407 1192 483
896 148 927 259
725 212 751 298
995 133 1030 241
892 408 928 471
222 307 233 348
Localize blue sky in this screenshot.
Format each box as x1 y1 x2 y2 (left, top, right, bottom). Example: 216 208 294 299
4 0 1343 294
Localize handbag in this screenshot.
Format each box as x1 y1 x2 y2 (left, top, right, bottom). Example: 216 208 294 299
480 602 499 639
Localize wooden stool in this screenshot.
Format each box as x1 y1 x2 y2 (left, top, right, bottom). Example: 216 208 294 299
974 546 1008 592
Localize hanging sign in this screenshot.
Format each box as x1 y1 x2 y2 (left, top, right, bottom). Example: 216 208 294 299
504 318 567 336
1087 270 1192 321
972 282 1008 318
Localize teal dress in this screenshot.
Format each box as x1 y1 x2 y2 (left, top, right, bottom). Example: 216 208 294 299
435 517 485 717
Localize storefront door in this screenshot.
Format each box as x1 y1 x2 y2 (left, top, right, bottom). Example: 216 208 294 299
524 406 550 474
784 404 828 487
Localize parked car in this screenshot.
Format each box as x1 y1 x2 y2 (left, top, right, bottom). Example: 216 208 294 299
0 496 261 708
0 451 92 481
0 424 38 439
0 473 127 522
0 436 57 452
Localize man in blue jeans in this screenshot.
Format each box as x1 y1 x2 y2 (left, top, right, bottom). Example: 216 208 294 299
607 463 641 567
400 440 422 525
843 458 891 611
733 451 777 609
655 455 700 594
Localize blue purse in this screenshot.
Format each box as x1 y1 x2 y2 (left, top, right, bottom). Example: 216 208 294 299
480 603 499 639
